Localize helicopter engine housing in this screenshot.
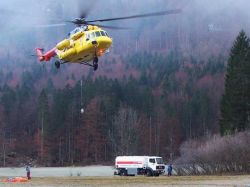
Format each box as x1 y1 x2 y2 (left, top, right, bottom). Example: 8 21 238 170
56 39 70 50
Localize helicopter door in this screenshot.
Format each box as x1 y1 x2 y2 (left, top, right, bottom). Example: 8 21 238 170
86 32 95 41
86 34 90 41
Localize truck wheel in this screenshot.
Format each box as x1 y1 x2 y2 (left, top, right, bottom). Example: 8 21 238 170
146 170 152 177
121 170 127 176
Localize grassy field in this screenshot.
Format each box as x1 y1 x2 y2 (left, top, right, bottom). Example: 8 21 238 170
1 175 250 187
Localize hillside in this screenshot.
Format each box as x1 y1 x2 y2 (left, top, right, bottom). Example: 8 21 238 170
0 51 226 166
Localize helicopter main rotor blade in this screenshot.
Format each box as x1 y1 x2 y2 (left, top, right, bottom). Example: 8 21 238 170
89 23 130 30
86 9 181 23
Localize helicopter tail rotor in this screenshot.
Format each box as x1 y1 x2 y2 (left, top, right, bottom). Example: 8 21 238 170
35 48 45 61
35 48 56 62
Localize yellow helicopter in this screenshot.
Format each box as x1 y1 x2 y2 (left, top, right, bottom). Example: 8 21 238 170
35 9 181 71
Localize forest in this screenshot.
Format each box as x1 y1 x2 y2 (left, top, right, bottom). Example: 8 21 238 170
0 50 225 166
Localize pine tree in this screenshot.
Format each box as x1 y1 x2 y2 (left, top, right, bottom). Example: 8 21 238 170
220 30 250 135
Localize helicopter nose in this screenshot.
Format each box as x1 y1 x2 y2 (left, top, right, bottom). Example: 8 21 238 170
105 37 112 46
98 37 112 48
96 37 113 56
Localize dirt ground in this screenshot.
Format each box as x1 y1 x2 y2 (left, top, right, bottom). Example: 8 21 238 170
0 166 114 177
0 175 250 187
0 166 250 186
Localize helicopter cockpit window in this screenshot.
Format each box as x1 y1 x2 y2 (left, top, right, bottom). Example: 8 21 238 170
73 28 80 34
90 32 95 39
100 31 105 36
86 34 90 40
104 31 109 37
87 32 95 40
86 32 95 41
95 31 101 37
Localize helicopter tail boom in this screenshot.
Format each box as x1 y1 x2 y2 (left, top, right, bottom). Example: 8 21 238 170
35 48 56 61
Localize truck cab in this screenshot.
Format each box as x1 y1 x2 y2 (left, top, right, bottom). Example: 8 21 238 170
146 157 165 175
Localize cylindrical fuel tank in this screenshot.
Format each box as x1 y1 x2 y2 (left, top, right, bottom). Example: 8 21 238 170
71 31 84 40
60 48 76 59
56 39 70 50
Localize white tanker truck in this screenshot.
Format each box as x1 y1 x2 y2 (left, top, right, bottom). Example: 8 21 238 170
114 156 165 176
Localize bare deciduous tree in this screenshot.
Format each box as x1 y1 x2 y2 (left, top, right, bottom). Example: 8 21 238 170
110 105 139 156
175 131 250 175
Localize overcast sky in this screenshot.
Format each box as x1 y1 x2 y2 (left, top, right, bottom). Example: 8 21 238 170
0 0 250 50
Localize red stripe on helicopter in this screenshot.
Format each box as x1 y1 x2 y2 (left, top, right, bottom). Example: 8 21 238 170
117 161 143 164
35 47 56 61
43 47 56 61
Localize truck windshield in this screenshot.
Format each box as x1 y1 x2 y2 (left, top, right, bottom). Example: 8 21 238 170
149 158 155 163
156 158 163 164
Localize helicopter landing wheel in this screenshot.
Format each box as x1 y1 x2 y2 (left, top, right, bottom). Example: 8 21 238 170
93 57 98 71
55 61 60 69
